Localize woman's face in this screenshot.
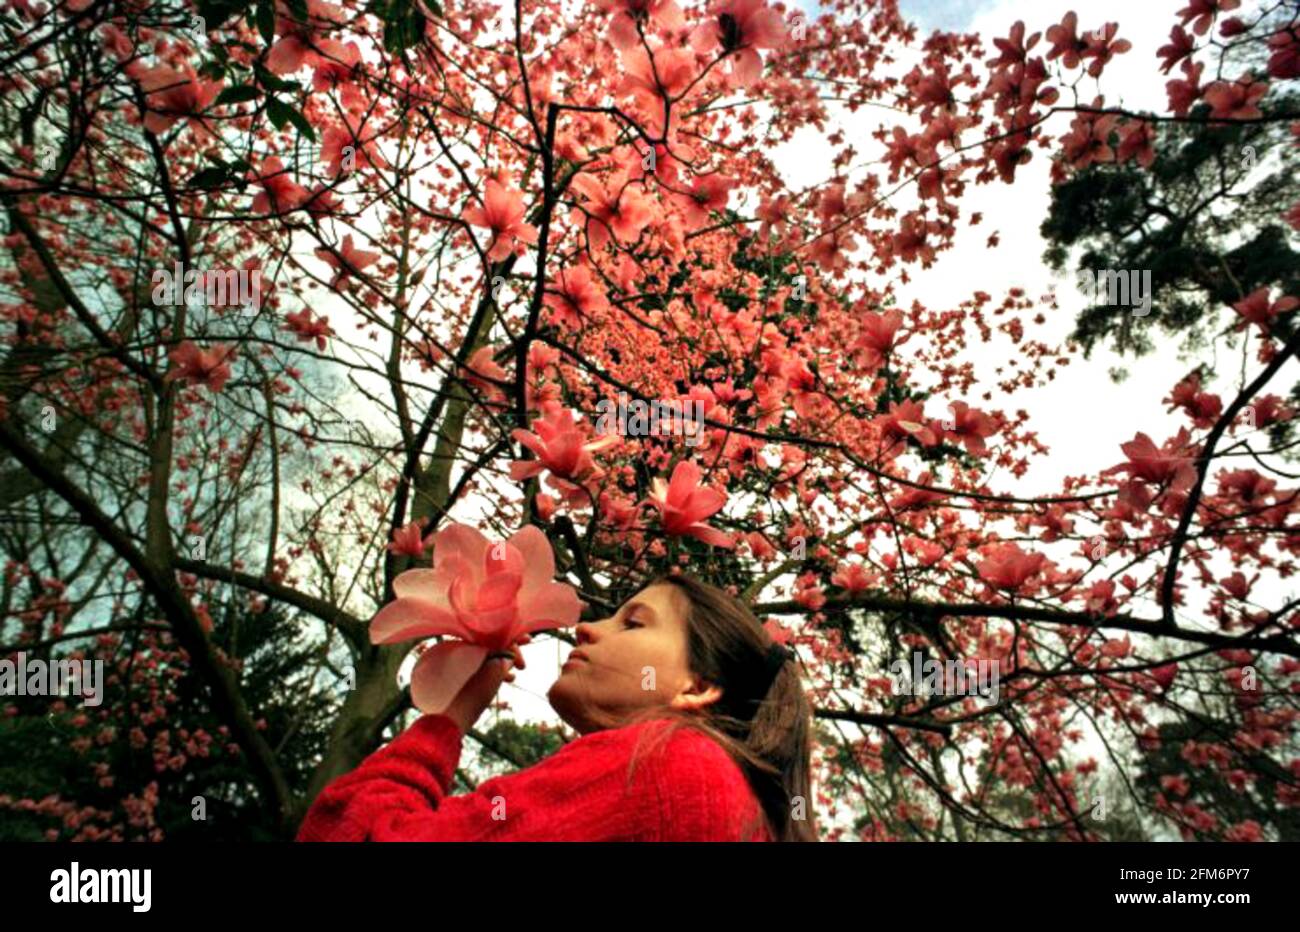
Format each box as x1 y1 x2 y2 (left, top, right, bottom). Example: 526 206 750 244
546 582 722 735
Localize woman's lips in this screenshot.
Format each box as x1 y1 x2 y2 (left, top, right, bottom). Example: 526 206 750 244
562 649 589 669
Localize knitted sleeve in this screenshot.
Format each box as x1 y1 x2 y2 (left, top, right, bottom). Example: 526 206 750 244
295 714 715 842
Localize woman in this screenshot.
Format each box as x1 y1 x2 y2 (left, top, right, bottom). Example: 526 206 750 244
295 572 816 841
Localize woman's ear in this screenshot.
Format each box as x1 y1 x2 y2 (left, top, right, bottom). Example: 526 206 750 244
669 675 724 713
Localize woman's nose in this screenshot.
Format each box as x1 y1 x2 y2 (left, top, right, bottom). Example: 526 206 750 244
574 622 596 646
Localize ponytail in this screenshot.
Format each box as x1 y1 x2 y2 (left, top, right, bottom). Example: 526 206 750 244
623 573 817 842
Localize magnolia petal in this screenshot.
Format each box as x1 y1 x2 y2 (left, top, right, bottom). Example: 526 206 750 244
659 0 685 31
689 22 719 53
484 538 526 582
609 13 640 51
265 37 307 75
732 48 763 88
667 459 702 500
517 581 585 634
432 524 489 588
687 485 726 519
687 522 737 549
510 524 557 590
410 642 489 714
393 568 454 606
584 432 621 454
459 603 521 642
476 569 524 613
510 459 546 481
370 597 464 645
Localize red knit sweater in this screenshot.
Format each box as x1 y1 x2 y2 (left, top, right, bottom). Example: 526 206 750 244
296 713 774 842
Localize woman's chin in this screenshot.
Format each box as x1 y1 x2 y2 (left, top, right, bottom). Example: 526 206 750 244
547 677 598 735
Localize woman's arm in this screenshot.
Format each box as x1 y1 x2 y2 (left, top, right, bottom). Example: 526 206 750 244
295 714 670 842
295 713 467 841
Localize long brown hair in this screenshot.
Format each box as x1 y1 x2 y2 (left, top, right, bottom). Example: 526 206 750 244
616 572 818 842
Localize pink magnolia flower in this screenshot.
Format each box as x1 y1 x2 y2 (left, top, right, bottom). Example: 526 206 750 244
1099 635 1131 659
1203 73 1268 120
249 156 311 215
266 0 345 75
1116 120 1157 168
311 39 366 111
600 490 641 531
1157 25 1195 75
1268 27 1300 80
597 0 684 50
303 183 343 218
370 523 585 713
1045 12 1089 70
1151 662 1179 690
1223 820 1263 842
617 45 697 112
387 520 431 558
1060 108 1120 169
544 264 609 330
831 562 875 593
320 120 386 177
1082 579 1119 617
1110 429 1199 490
943 401 998 456
282 308 334 350
989 21 1041 68
569 172 653 250
1232 287 1298 334
874 400 940 449
165 341 236 393
462 345 509 402
809 228 856 272
1165 372 1221 428
100 23 134 61
976 542 1046 591
510 401 618 483
135 63 223 138
672 174 734 230
853 310 907 371
644 460 735 548
762 618 793 646
793 581 826 610
1220 571 1256 600
463 179 539 262
1245 394 1293 427
756 194 791 240
534 492 557 521
745 530 777 560
314 234 380 286
1080 23 1130 78
689 0 787 87
1176 0 1240 37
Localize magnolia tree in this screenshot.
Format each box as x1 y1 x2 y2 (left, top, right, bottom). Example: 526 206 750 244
0 0 1297 841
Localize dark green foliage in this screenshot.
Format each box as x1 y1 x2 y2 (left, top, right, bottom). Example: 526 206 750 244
1136 716 1300 841
0 602 341 841
1041 95 1299 446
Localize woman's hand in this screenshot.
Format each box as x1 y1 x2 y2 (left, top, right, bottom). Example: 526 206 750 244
442 636 529 734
